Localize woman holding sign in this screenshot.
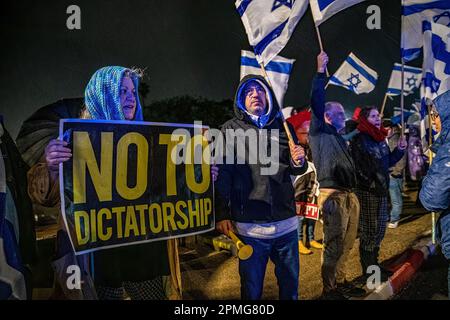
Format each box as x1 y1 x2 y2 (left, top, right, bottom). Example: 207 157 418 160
42 66 218 300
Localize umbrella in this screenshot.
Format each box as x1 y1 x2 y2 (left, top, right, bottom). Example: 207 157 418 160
16 98 84 167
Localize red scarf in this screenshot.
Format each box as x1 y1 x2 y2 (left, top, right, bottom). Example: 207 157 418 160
357 117 388 142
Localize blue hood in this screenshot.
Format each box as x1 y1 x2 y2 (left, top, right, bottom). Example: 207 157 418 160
84 66 143 121
431 90 450 153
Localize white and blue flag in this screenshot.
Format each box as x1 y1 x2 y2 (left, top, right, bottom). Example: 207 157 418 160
328 52 378 94
401 0 450 62
309 0 367 26
0 146 27 300
386 63 422 97
240 50 295 107
422 21 450 102
236 0 309 66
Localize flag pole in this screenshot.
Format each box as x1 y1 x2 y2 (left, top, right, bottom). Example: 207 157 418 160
311 12 330 78
380 93 388 117
427 104 436 244
400 0 405 137
259 62 295 145
400 59 405 136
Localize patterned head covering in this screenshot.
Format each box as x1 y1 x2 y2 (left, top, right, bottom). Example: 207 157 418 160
84 66 143 121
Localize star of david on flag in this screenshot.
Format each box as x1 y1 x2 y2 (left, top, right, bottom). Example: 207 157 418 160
235 0 309 66
328 52 378 94
272 0 294 11
386 63 422 97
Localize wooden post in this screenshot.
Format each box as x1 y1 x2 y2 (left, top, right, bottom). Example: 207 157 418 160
428 104 436 244
400 59 405 137
314 25 330 78
380 93 388 117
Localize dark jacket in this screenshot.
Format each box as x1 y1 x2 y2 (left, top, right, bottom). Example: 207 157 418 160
309 73 357 190
419 90 450 259
215 75 307 223
350 133 404 196
0 118 36 265
420 90 450 213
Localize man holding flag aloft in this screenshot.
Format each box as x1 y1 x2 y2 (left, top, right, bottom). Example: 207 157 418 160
309 52 365 299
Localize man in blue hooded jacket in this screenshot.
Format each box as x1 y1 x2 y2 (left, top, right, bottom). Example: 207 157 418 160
419 89 450 299
215 75 307 300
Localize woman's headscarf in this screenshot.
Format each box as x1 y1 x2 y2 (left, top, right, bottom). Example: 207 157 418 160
84 66 143 121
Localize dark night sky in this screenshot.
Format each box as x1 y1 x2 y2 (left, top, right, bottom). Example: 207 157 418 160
0 0 420 138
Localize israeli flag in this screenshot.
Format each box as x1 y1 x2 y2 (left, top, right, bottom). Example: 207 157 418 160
309 0 367 26
240 50 295 107
422 21 450 102
401 0 450 62
236 0 309 66
328 52 378 94
0 148 26 300
386 63 422 97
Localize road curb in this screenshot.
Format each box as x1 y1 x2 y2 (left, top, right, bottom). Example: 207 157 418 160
364 238 437 300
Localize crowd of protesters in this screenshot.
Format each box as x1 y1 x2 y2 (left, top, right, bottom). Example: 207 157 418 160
1 52 448 301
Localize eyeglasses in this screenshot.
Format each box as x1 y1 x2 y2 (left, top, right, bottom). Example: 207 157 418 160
430 111 440 120
244 85 265 97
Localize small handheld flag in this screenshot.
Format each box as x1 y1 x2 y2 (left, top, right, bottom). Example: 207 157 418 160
328 52 378 94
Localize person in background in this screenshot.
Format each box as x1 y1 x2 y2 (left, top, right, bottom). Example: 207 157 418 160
420 90 449 299
288 111 323 255
350 107 407 281
309 52 363 299
0 117 36 300
386 122 407 229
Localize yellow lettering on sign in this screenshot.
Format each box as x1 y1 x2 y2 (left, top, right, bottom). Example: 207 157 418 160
186 135 210 194
148 203 163 234
188 199 200 228
135 204 148 235
97 208 112 241
175 201 189 230
159 134 185 197
124 205 139 238
162 202 177 232
204 198 212 225
116 133 148 200
73 132 113 204
112 206 126 239
74 210 90 245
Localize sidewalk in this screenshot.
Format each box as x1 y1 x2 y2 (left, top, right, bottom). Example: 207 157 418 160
180 211 433 299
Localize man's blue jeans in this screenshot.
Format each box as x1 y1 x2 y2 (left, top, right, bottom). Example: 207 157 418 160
238 230 299 300
389 177 403 222
298 216 315 242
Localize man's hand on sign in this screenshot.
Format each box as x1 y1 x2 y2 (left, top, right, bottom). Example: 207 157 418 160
45 139 72 172
211 164 219 182
289 141 305 166
216 219 233 237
